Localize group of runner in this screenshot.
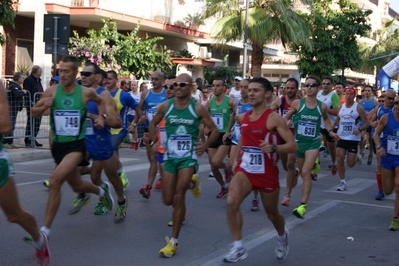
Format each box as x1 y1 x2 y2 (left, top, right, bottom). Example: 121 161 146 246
1 55 398 265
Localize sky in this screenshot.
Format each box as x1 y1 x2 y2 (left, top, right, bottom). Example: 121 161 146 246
390 1 399 13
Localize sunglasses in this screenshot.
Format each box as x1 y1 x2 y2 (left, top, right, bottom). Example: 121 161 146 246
163 84 174 90
386 96 395 100
395 101 399 105
173 82 190 87
280 86 286 89
151 77 160 81
234 79 241 81
322 82 331 85
80 71 93 77
378 100 384 103
305 83 318 88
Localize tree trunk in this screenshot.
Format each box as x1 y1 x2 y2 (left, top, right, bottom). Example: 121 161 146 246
251 42 264 77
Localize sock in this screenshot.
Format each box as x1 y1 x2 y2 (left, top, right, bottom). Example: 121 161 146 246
233 240 243 249
300 202 307 206
376 174 383 190
98 186 105 197
118 198 126 205
33 232 44 250
40 226 51 238
223 184 228 189
332 161 336 165
117 168 123 175
341 179 346 184
277 233 286 241
170 237 178 245
253 194 258 200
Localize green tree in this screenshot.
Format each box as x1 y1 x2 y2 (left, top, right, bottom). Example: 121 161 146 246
295 0 372 78
0 0 19 45
69 20 173 78
203 0 312 77
358 19 399 75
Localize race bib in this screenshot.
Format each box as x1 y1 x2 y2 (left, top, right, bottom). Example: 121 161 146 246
240 146 265 174
147 108 156 123
340 121 354 136
86 118 94 136
387 135 399 155
297 120 316 137
234 123 241 140
159 127 167 147
54 110 80 136
167 135 192 158
211 113 223 130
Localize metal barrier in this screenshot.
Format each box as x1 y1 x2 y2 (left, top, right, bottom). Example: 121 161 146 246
32 92 50 146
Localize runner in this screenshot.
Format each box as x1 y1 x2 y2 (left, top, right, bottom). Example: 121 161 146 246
373 94 399 231
284 75 338 219
223 77 297 262
149 73 218 257
31 55 114 239
0 79 50 265
133 71 167 199
205 78 235 198
128 80 141 150
228 76 242 101
334 87 369 191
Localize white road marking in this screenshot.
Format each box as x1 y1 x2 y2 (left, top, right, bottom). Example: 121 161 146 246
324 178 376 194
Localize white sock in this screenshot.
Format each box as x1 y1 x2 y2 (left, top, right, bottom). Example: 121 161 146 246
170 237 178 244
233 240 243 249
277 233 286 242
223 184 228 189
33 232 44 250
341 179 346 183
117 168 123 175
98 186 105 197
40 226 51 238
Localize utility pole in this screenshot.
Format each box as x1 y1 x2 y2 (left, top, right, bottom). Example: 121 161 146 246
242 0 250 78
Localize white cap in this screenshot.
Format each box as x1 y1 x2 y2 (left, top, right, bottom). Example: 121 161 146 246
234 76 243 81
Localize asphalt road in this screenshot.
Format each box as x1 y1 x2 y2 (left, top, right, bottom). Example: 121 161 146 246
1 146 398 266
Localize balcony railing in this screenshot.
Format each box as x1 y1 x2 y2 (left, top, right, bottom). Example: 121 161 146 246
70 0 99 7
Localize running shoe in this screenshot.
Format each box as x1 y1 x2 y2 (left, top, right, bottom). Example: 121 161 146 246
225 167 233 183
360 149 366 157
281 195 290 207
389 218 399 231
68 193 90 215
312 158 320 174
155 178 162 190
94 201 107 215
3 143 12 149
375 190 385 200
208 172 214 178
330 164 337 176
159 236 178 258
223 246 248 263
191 174 201 198
23 231 49 246
293 204 306 219
323 150 329 158
311 173 318 181
129 141 138 150
139 185 152 199
114 197 128 223
167 219 186 227
35 232 50 266
250 199 259 211
365 144 370 150
336 181 347 191
357 154 362 165
292 168 299 188
319 145 326 152
42 180 50 188
100 182 114 210
119 171 130 190
367 154 373 165
216 187 228 199
275 228 289 260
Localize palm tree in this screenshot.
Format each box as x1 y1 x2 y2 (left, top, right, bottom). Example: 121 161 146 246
358 19 399 75
203 0 312 77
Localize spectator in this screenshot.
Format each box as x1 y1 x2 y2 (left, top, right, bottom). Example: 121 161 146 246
24 65 44 147
3 72 27 149
120 79 128 92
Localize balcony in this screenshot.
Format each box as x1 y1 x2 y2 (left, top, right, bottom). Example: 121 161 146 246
70 0 99 7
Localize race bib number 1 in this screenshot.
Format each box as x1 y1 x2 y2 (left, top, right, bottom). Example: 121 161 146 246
297 120 316 137
240 146 265 174
54 110 80 136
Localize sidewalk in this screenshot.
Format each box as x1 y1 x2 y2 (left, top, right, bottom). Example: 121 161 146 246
5 143 52 163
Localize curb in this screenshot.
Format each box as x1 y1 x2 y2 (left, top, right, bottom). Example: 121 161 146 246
9 148 52 163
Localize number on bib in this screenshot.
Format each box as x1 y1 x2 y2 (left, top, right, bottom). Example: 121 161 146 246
211 113 223 131
240 146 265 174
297 121 316 137
340 121 353 136
54 110 80 136
167 135 192 158
387 135 399 155
86 118 94 135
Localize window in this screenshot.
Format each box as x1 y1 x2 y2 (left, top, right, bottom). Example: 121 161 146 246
16 39 33 72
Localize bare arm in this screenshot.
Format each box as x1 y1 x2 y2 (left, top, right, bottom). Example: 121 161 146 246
132 90 147 125
85 88 105 129
322 103 338 139
148 102 167 144
195 103 218 156
32 86 56 118
269 97 281 111
0 80 11 135
373 114 388 157
88 90 122 128
357 105 370 132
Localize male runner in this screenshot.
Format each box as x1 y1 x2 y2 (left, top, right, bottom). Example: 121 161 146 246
228 76 242 101
149 73 218 257
205 78 235 198
0 79 50 265
31 55 113 238
223 77 297 262
128 80 141 150
285 75 338 219
373 94 399 231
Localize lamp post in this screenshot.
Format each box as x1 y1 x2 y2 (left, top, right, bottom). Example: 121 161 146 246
242 0 249 78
